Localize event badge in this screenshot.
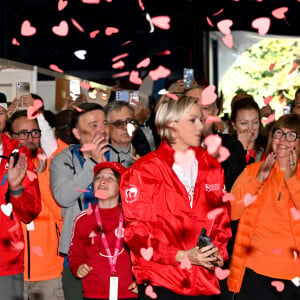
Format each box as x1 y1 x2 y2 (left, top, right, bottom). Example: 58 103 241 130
27 221 35 231
109 276 118 300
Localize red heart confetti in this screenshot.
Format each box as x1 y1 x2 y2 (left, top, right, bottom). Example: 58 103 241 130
166 93 178 101
140 247 153 261
80 143 97 152
113 71 130 79
215 267 230 280
49 64 64 73
213 8 224 16
112 60 125 69
112 53 129 62
157 50 171 55
290 207 300 221
82 0 100 3
272 7 288 20
87 202 93 215
136 57 150 69
11 241 24 250
95 189 108 199
80 82 90 90
58 0 68 11
121 40 132 46
243 193 256 207
150 16 170 30
206 116 222 124
222 193 235 202
206 17 214 27
288 61 298 74
21 20 37 36
129 70 142 85
207 207 224 220
52 21 69 36
71 18 85 32
138 0 145 11
72 105 84 112
201 85 217 105
264 96 273 105
145 285 157 299
32 245 44 256
149 65 171 81
204 134 222 155
12 38 20 46
218 146 230 163
271 281 285 292
90 30 100 38
174 149 196 171
261 114 275 125
217 19 233 35
222 34 233 48
251 17 271 36
105 27 119 36
37 153 47 161
76 188 89 193
27 99 43 120
180 257 192 270
27 170 38 181
269 62 276 72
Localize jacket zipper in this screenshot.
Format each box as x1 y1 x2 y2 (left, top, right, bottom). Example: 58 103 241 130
55 223 61 256
27 230 30 281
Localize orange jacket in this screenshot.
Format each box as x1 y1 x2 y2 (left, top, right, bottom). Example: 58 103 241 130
228 160 300 293
22 139 68 281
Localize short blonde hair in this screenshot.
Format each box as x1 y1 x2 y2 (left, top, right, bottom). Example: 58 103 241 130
155 96 198 144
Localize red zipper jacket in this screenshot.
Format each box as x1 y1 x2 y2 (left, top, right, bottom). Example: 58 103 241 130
120 140 231 296
0 133 41 276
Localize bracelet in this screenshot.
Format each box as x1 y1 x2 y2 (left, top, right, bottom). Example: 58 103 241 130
9 186 24 196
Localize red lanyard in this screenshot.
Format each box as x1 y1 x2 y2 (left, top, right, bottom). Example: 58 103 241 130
95 205 124 274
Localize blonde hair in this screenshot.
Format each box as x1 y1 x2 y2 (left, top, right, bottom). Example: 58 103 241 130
155 96 198 144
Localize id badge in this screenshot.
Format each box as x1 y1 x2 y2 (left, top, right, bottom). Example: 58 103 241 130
27 221 35 231
109 276 118 300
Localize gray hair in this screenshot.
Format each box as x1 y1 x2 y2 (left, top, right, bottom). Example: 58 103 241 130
104 100 135 121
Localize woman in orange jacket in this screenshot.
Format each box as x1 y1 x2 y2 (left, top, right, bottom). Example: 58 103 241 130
228 114 300 299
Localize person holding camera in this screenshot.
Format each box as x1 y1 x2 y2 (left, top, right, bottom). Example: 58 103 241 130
120 96 231 299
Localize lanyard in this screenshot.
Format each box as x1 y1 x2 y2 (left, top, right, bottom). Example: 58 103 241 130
95 205 124 274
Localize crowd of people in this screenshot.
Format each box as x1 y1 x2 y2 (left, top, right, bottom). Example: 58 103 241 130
0 82 300 300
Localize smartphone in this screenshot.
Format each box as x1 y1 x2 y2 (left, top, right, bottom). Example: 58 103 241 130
283 105 291 114
70 80 81 101
183 68 194 89
16 82 30 99
116 91 129 102
129 91 139 104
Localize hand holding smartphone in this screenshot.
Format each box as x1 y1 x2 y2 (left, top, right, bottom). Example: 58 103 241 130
183 68 194 89
16 82 30 110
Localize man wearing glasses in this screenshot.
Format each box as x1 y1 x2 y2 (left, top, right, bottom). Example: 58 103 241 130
7 110 65 300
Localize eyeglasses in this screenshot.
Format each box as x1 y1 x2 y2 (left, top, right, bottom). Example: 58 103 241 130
109 118 138 129
11 129 41 140
272 128 299 142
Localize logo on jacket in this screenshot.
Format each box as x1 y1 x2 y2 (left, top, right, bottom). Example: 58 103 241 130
125 185 139 203
205 183 220 192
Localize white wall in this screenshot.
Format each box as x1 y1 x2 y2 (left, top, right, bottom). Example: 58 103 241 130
37 81 56 112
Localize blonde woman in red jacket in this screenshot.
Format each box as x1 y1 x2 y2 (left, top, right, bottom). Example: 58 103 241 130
120 96 231 299
228 114 300 299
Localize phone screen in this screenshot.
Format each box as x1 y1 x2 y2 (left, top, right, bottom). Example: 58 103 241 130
16 82 30 99
116 91 129 102
183 68 194 89
70 80 81 101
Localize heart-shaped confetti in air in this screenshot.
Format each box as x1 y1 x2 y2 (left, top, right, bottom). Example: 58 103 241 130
166 93 178 101
52 21 69 36
174 149 196 171
149 65 171 81
145 285 157 299
121 40 132 46
27 170 38 181
218 146 230 163
105 27 119 36
180 257 192 270
264 96 273 105
158 89 168 95
215 267 230 280
243 193 256 207
150 16 170 30
206 116 222 124
272 7 288 19
271 281 285 292
129 71 142 85
207 207 224 220
11 241 24 250
222 34 233 48
138 0 145 10
213 8 224 16
32 245 44 256
136 58 150 69
80 82 90 90
217 19 233 35
269 62 276 72
112 53 129 62
74 50 87 60
251 17 271 36
90 30 100 38
1 203 12 216
127 123 136 137
21 20 37 36
49 64 64 73
201 85 217 105
80 143 97 152
37 153 47 161
76 188 90 193
89 231 97 244
157 50 171 55
206 17 214 27
95 189 108 199
72 105 84 112
261 114 275 125
204 135 222 156
290 207 300 221
292 277 300 287
12 38 20 46
113 71 130 79
27 99 43 120
71 18 85 32
112 60 125 69
222 193 235 202
87 202 93 215
140 247 153 261
82 0 100 3
58 0 68 11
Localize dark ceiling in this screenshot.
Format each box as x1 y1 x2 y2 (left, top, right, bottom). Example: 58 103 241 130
1 0 300 85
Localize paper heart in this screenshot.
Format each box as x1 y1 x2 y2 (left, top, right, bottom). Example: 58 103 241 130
12 38 20 46
290 207 300 221
264 96 273 105
32 245 44 256
140 247 153 261
272 7 288 19
58 0 68 11
201 85 217 105
121 40 132 46
49 64 64 73
95 189 108 199
157 50 171 55
218 146 230 163
174 149 196 171
205 116 222 124
292 277 300 287
112 60 125 69
105 27 119 36
90 30 100 38
251 17 271 36
21 20 36 36
76 188 90 193
1 203 13 216
127 123 136 137
269 62 276 72
11 241 24 250
80 82 90 90
149 65 171 81
213 8 224 16
72 105 84 112
37 153 47 161
158 89 168 95
138 0 145 10
166 93 178 101
204 135 222 156
74 50 87 60
215 267 230 280
87 202 93 215
222 193 235 202
207 207 224 220
261 114 275 125
71 18 84 32
206 17 213 27
82 0 100 3
129 71 142 85
27 99 43 120
217 19 233 35
27 170 38 181
112 53 129 62
150 16 170 30
222 34 233 48
136 58 150 69
113 71 130 79
52 21 69 36
145 285 157 299
8 222 19 232
80 143 97 152
180 257 192 270
271 281 285 292
243 193 256 207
